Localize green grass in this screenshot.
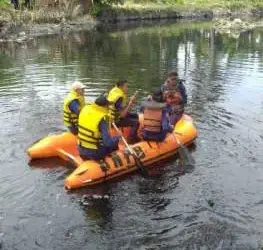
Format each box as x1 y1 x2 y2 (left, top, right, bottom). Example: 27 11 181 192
0 0 84 24
184 0 263 8
117 0 263 10
103 0 262 19
0 0 10 8
1 0 263 24
111 2 189 12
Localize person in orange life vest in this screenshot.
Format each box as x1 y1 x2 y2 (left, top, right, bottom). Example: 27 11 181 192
147 71 187 105
164 86 184 125
161 71 187 105
141 88 173 142
107 80 139 142
77 95 121 161
63 81 86 135
158 71 186 125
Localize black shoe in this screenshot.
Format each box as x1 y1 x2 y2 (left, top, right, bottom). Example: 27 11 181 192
127 136 141 144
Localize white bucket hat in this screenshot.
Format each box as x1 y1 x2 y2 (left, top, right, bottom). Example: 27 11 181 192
71 81 85 90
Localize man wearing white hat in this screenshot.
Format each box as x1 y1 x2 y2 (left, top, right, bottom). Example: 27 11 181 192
63 81 86 135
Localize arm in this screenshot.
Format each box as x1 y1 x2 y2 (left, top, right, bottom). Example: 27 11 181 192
115 97 134 118
68 100 81 115
179 83 187 105
162 108 173 133
99 119 120 148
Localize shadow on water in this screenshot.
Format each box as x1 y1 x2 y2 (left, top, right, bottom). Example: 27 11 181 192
28 157 70 169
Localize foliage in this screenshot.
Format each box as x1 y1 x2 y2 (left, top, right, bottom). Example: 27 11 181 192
1 0 263 21
0 0 9 8
0 0 83 24
91 0 124 17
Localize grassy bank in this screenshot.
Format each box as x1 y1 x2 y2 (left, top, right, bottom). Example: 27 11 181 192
97 0 263 20
184 0 263 8
1 0 263 42
1 0 263 25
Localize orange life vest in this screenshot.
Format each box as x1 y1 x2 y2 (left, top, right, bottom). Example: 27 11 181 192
143 107 163 133
165 91 183 105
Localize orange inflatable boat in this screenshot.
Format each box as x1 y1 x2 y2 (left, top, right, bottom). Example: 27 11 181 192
27 114 197 189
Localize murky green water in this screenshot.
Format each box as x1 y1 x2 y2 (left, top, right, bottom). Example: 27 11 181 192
0 20 263 250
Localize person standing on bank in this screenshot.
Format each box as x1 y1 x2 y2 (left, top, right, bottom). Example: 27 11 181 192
107 80 139 142
63 81 86 135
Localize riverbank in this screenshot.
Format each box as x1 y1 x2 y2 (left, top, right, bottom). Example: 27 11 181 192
1 1 263 43
98 3 263 22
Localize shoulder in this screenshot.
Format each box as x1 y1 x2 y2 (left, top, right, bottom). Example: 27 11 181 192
115 97 123 108
69 99 79 106
179 79 185 86
99 117 109 129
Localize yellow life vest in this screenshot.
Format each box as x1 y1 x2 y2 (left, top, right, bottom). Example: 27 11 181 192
78 104 109 149
107 86 127 122
63 90 85 127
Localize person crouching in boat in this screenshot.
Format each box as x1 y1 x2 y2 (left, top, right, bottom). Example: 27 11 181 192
107 80 139 143
147 71 187 105
161 71 187 105
147 71 186 125
162 72 186 124
63 81 86 135
164 87 184 125
141 88 173 142
77 95 121 161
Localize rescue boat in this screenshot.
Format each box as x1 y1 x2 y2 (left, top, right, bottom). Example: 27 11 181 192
27 114 197 189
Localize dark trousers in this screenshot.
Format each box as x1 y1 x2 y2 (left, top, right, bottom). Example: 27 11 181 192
116 112 139 138
170 112 183 125
11 0 19 9
68 125 78 135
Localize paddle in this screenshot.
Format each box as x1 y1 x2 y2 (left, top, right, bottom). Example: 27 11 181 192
112 122 149 177
173 132 194 168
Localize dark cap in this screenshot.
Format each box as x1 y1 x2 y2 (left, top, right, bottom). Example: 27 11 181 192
152 87 163 103
95 95 113 106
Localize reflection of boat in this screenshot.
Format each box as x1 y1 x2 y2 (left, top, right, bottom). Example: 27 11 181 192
27 114 198 190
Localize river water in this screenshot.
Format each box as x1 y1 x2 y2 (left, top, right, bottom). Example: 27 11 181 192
0 20 263 250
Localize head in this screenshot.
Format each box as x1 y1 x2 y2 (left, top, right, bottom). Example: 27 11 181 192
116 80 128 95
72 81 85 96
152 87 163 103
166 71 178 89
95 94 112 107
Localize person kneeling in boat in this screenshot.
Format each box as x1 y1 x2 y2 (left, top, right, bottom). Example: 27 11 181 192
147 71 187 105
164 87 184 125
148 71 186 125
161 71 187 105
107 80 139 142
63 81 86 135
77 95 121 161
141 89 173 142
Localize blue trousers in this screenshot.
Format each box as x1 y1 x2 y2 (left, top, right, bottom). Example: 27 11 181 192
78 145 118 161
141 130 168 142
